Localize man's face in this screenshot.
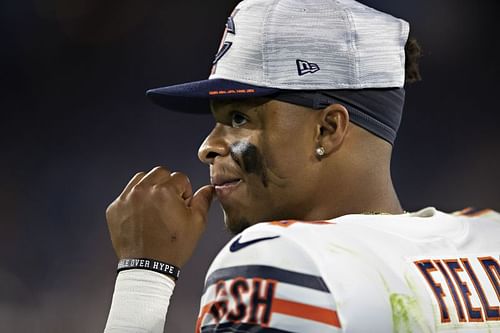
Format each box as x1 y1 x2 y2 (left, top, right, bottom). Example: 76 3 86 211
198 98 321 234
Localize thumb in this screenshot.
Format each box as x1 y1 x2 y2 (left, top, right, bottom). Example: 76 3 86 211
190 185 215 219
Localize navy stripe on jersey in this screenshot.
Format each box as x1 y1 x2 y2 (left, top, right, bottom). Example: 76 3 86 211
201 322 295 333
203 265 330 294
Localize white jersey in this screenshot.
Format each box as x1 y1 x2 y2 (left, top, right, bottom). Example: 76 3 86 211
196 207 500 333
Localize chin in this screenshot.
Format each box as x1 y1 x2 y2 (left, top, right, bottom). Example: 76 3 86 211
223 210 252 235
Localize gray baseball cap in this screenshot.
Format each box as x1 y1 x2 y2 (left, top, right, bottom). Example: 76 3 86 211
146 0 410 113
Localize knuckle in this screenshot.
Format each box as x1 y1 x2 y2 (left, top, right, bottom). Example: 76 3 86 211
132 182 146 191
133 171 146 178
170 172 191 185
170 171 186 178
151 165 171 175
128 186 146 201
157 184 177 197
151 183 167 195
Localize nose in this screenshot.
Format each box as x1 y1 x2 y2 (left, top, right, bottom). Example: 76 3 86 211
198 124 230 165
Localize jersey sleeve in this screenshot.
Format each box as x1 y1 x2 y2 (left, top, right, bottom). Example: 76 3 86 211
195 221 342 333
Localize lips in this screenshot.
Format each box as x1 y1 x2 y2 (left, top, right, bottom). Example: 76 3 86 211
211 174 243 198
211 175 242 187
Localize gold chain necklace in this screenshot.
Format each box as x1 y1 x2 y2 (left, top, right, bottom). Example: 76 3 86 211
363 210 408 215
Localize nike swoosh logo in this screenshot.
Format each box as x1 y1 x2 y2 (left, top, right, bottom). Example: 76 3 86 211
229 235 280 252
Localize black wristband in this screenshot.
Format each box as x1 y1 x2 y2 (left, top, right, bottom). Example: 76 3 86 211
117 258 181 281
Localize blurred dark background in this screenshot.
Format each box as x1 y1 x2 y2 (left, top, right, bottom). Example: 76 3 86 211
1 0 499 332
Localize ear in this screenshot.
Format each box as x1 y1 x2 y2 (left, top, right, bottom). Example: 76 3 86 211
315 103 349 155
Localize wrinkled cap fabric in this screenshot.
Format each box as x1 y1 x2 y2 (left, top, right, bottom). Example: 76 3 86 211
146 0 409 109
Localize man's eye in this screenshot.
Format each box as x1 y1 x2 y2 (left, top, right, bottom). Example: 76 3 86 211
231 112 248 128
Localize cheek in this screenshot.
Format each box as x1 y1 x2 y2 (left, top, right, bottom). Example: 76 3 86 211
255 134 317 219
261 130 312 178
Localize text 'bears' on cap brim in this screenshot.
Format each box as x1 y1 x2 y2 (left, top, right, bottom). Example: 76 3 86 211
146 78 280 113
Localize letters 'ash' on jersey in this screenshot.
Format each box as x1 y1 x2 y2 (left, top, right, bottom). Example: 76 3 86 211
195 207 500 333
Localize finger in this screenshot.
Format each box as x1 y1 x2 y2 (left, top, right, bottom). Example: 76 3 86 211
119 172 146 199
136 166 171 186
165 172 193 200
190 185 215 222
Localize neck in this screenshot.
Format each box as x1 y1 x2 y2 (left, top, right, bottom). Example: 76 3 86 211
306 172 403 220
303 143 403 220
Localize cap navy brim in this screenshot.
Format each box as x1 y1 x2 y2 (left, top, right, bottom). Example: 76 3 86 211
146 78 280 113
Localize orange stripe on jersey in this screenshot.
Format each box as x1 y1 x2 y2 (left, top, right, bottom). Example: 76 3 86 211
272 298 341 328
454 207 474 216
195 302 213 333
455 207 493 217
467 209 493 217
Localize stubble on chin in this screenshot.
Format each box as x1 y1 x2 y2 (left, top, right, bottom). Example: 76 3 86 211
223 210 252 235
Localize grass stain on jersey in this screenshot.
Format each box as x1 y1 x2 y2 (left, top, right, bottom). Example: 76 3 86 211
379 273 431 333
390 293 421 333
402 274 433 333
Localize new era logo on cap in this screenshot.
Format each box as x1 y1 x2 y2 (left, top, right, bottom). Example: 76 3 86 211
296 59 320 76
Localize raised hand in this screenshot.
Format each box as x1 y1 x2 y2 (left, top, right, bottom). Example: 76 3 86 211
106 166 215 267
